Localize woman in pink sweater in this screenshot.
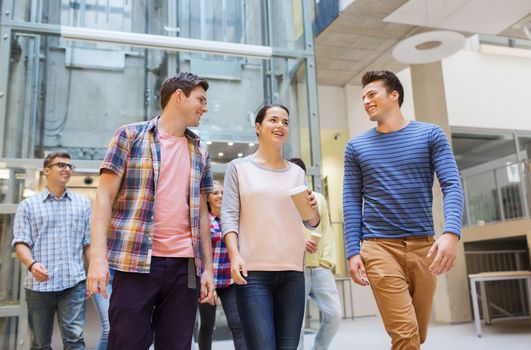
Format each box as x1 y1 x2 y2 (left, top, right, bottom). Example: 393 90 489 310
221 104 320 349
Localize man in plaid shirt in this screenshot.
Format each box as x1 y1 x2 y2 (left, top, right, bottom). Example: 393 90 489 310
13 152 91 349
87 72 215 349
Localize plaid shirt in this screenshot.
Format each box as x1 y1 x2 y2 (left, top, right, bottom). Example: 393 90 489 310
101 116 213 274
208 213 232 288
12 188 91 291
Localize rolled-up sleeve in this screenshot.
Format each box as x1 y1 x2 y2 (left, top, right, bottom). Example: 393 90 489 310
201 148 214 194
101 126 131 177
82 200 92 247
12 201 33 248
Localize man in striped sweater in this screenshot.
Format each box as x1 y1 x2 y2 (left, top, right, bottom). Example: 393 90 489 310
343 70 464 350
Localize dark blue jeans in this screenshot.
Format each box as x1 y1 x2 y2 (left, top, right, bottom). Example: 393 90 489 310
198 284 247 350
25 281 86 350
108 257 199 350
236 271 305 350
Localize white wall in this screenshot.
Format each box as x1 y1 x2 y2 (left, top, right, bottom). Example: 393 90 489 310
318 85 348 130
442 50 531 131
339 0 355 11
341 49 531 134
396 68 416 121
345 84 373 138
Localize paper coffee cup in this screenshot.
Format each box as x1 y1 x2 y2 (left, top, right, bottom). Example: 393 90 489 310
289 185 315 221
310 231 322 245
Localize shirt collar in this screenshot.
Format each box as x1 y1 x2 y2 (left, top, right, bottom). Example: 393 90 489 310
40 187 71 202
149 115 202 145
209 212 220 222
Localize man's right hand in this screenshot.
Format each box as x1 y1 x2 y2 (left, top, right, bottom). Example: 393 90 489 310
86 259 110 298
31 263 50 282
348 255 369 286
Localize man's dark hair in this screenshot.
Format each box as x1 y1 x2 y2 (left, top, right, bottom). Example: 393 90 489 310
160 72 209 109
43 152 71 168
361 70 404 107
288 157 306 173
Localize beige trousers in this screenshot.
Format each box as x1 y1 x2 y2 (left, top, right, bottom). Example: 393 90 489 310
361 237 437 350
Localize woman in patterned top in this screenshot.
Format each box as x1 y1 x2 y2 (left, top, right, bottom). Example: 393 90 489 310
198 181 247 350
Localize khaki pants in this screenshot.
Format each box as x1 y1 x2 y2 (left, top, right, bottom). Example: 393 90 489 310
361 237 437 350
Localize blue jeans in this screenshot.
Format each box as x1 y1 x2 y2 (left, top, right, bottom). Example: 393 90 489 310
198 284 247 350
25 281 86 350
298 268 342 350
92 270 114 350
236 271 305 350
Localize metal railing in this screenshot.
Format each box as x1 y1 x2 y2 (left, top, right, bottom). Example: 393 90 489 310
462 161 527 226
465 250 530 319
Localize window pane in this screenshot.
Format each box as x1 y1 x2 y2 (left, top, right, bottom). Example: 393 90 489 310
464 172 501 224
452 131 519 226
4 32 311 170
0 316 19 350
6 0 306 50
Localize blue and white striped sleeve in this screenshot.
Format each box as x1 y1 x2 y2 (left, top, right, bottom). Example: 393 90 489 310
343 141 364 258
430 126 464 237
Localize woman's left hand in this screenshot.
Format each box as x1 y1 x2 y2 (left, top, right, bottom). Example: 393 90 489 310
306 188 317 209
305 188 320 227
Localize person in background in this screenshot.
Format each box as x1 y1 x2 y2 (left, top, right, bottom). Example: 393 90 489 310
289 158 342 350
13 152 91 349
222 104 320 350
91 269 114 350
197 180 247 350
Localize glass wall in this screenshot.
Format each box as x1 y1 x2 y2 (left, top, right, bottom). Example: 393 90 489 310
1 28 311 162
0 1 321 346
518 135 531 218
452 129 530 227
2 0 305 49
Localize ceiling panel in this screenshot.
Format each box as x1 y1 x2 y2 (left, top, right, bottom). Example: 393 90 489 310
384 0 531 35
315 0 531 86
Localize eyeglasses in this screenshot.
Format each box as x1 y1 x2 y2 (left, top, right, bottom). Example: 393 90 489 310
47 162 75 170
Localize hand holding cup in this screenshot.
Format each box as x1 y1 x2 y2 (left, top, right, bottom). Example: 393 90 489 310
289 185 315 220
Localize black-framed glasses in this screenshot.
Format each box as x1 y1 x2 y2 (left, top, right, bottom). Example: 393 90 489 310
47 162 75 170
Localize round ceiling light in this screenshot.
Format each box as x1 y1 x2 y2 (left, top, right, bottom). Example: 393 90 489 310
392 31 466 64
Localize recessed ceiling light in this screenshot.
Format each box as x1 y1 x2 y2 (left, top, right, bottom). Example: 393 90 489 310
218 152 224 157
206 141 212 145
228 142 234 146
237 153 243 157
249 143 255 147
392 31 465 64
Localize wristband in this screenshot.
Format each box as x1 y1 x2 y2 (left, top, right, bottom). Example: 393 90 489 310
28 261 37 272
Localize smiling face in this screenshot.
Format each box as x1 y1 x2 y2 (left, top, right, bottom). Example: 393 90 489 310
207 183 223 213
361 80 400 123
255 106 289 145
176 86 208 128
43 157 73 186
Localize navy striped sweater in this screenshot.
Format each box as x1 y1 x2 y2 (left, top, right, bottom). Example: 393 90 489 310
343 121 464 258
